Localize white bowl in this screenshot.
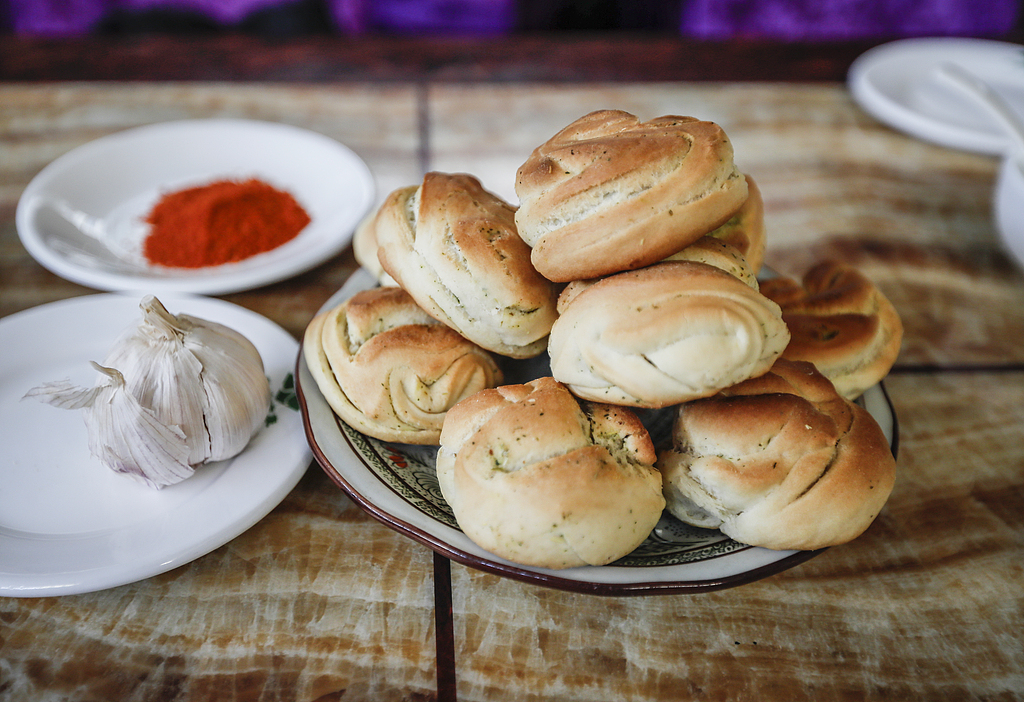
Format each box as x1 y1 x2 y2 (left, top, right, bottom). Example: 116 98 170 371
994 154 1024 270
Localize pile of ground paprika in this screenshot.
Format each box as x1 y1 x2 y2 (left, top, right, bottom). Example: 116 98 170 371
142 178 311 268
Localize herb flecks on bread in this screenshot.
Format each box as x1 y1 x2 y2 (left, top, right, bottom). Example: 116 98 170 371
437 377 664 569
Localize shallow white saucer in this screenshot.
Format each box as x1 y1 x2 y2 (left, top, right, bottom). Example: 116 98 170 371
849 37 1024 155
16 119 375 295
0 293 311 596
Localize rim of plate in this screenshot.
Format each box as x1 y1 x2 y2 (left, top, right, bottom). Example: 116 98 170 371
847 36 1024 156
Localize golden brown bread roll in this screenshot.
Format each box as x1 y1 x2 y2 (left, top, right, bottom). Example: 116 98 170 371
352 206 397 287
375 172 559 358
548 261 790 408
514 110 749 282
659 359 895 551
700 174 767 274
303 287 502 445
436 377 665 569
759 261 903 399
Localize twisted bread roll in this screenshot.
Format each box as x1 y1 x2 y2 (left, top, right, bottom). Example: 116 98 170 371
352 206 397 286
759 261 903 399
548 261 790 408
303 287 502 445
700 174 766 275
375 172 559 358
436 377 664 569
515 110 749 282
659 359 896 551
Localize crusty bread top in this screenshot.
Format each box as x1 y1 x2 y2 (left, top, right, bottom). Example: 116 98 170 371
375 172 559 358
548 261 790 407
440 376 658 470
658 359 896 551
436 377 664 569
514 110 748 282
759 261 903 399
303 286 502 445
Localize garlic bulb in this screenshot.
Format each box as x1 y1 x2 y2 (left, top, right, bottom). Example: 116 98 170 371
25 296 271 488
104 296 270 465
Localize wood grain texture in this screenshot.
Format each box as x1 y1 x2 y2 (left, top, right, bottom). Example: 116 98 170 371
0 470 440 702
2 46 1023 700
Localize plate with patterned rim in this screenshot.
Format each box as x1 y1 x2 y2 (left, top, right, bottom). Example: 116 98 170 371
298 268 898 595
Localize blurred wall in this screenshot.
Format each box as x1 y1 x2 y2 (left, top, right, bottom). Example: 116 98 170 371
2 0 1021 38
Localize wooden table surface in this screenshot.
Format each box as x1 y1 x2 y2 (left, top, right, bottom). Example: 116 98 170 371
2 34 1023 702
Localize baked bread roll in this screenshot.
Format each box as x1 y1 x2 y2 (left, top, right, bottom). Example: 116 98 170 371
303 286 502 445
436 377 665 569
352 206 397 286
548 261 790 408
658 359 896 551
514 110 749 282
375 172 559 359
759 261 903 399
701 174 766 275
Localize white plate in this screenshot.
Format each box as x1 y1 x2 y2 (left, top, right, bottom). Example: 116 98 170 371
16 119 375 295
298 269 899 595
0 293 311 596
848 37 1024 155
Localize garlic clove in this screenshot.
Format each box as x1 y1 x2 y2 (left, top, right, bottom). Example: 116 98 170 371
25 362 193 489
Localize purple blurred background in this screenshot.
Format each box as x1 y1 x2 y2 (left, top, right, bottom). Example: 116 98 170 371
2 0 1020 39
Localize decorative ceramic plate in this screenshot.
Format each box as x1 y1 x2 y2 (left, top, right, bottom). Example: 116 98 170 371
298 269 899 595
848 37 1024 155
16 119 375 295
0 293 311 596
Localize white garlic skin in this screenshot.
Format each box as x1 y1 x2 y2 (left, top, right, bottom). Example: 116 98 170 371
103 296 271 465
24 362 194 489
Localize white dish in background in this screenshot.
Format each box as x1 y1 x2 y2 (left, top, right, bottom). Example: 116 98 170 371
0 293 311 596
848 37 1024 155
298 269 899 595
16 119 375 295
995 154 1024 269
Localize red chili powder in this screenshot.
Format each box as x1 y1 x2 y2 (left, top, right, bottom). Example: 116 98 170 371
142 178 311 268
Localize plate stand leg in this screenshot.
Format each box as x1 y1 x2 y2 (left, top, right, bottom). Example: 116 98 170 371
434 551 458 702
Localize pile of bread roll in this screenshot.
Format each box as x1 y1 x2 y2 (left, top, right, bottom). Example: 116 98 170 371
304 109 902 570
